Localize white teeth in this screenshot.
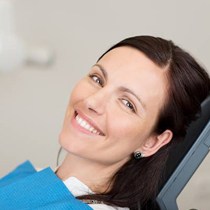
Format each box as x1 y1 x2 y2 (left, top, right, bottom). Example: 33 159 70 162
81 121 86 127
75 114 101 135
85 124 90 130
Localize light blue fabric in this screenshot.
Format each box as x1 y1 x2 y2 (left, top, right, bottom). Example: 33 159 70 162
0 161 93 210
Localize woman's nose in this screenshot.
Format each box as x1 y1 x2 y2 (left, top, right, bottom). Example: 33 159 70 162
83 89 109 115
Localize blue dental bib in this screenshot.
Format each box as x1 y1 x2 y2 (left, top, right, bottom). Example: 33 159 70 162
0 161 93 210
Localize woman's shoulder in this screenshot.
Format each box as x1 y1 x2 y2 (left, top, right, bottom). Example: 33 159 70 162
64 176 129 210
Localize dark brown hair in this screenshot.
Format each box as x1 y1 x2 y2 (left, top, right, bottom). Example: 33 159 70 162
78 36 210 209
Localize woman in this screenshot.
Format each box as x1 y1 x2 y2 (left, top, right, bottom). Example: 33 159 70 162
57 36 210 209
1 36 210 210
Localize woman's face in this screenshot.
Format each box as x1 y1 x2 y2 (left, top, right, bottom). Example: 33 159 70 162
59 46 169 166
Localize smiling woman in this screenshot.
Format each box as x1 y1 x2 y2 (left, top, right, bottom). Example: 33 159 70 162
59 46 170 167
57 36 210 210
1 36 210 210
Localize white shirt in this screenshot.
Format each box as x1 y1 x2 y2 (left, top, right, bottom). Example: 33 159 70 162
63 176 129 210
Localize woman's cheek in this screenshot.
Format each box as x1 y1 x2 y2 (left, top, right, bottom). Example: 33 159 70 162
70 79 96 103
70 80 87 102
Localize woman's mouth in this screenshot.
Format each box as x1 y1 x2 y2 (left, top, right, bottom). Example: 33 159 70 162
74 112 105 136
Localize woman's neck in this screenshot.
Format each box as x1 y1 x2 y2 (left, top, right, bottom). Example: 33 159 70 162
56 153 123 193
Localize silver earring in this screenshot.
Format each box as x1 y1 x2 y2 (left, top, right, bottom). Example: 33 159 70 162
134 151 143 160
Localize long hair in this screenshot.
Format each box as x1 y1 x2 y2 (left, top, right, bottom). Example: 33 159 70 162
78 36 210 209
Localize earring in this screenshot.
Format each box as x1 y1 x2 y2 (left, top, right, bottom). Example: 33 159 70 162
134 151 143 160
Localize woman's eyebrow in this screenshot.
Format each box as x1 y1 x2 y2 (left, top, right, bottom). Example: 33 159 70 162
93 63 146 110
119 86 146 110
93 64 108 80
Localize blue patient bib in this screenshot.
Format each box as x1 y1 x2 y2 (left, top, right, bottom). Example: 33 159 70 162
0 161 93 210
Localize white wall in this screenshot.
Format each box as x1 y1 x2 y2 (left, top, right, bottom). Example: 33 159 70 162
0 0 210 209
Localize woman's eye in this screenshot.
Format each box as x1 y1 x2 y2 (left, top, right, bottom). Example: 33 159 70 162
89 74 103 86
121 99 135 112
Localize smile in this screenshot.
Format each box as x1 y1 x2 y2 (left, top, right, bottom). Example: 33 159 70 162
75 113 104 136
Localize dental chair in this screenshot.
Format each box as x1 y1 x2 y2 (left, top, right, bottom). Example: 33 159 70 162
152 95 210 210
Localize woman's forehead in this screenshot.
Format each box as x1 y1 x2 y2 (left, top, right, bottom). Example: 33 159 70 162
98 46 157 69
96 47 168 89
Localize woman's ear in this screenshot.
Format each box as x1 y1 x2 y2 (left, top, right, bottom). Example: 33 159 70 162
140 130 173 157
